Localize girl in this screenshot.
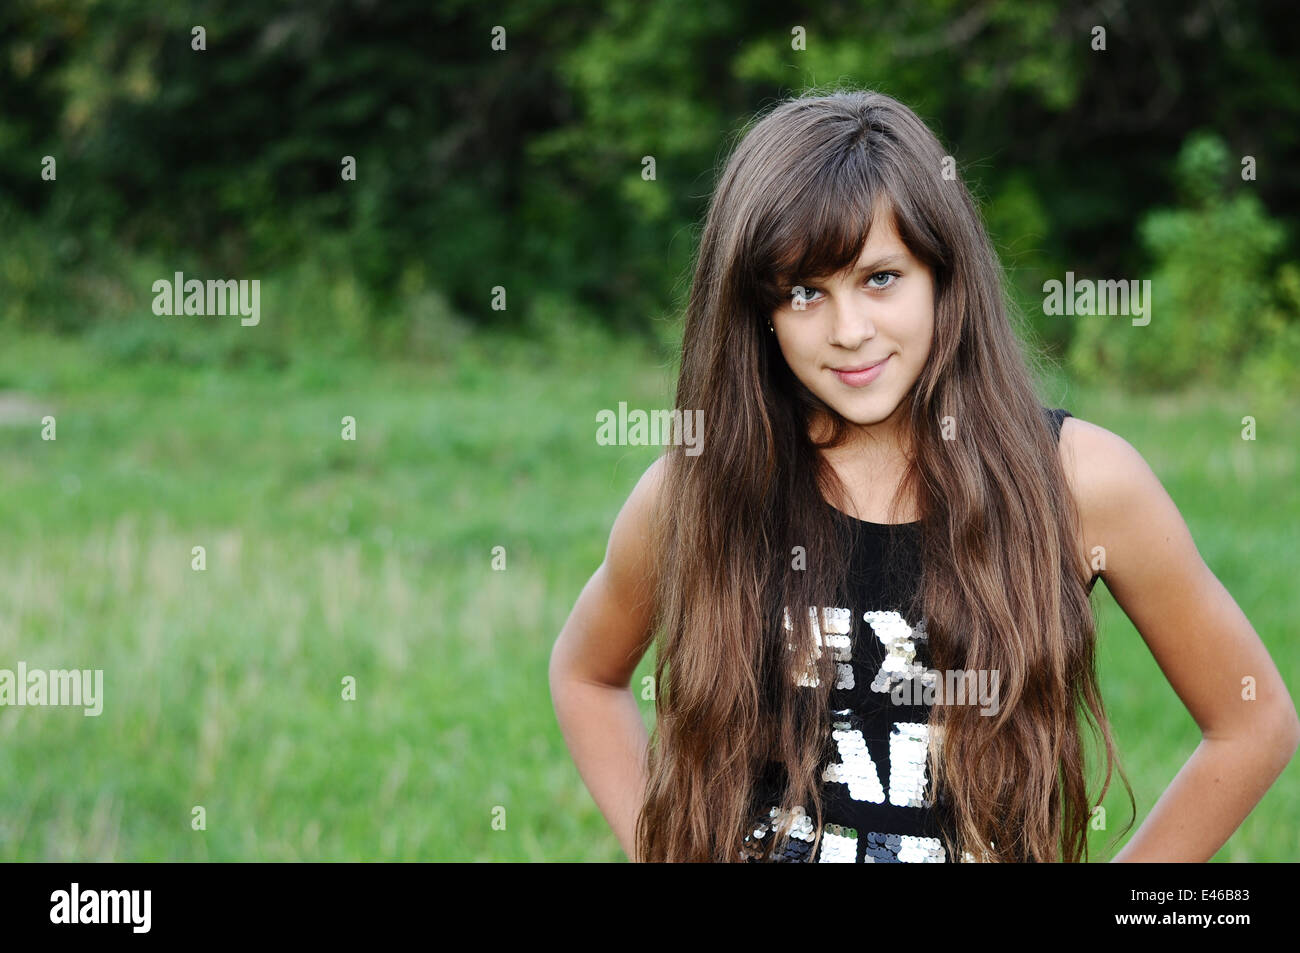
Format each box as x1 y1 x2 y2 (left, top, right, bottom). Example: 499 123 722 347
548 88 1298 862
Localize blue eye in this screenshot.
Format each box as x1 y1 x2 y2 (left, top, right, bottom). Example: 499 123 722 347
783 272 900 307
788 285 823 307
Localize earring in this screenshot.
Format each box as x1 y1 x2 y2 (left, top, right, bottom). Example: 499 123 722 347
767 321 775 333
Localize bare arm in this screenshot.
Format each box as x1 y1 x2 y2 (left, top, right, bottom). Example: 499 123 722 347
548 456 666 861
1060 417 1300 861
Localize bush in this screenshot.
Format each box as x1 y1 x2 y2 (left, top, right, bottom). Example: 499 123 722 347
1069 133 1297 393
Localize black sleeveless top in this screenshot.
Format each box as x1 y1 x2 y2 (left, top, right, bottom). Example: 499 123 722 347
740 407 1079 863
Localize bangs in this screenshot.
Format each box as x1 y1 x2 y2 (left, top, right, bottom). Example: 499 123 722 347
746 148 891 313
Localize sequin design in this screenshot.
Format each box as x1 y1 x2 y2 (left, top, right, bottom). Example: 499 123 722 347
822 711 886 803
740 806 949 863
739 806 859 863
817 824 858 863
887 722 932 808
740 805 815 862
863 831 946 863
863 610 936 695
754 601 951 863
783 606 854 688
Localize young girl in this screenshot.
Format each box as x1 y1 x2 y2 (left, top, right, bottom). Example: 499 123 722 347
548 88 1298 863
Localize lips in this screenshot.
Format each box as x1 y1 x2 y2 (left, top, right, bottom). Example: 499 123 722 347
831 355 890 387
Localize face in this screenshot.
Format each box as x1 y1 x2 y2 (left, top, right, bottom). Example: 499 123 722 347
770 210 935 435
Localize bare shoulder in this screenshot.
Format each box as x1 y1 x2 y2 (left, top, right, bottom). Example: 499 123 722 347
1056 415 1157 518
601 453 670 602
1056 414 1198 576
550 454 669 688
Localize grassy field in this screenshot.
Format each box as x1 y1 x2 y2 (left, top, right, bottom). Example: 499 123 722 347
0 327 1295 861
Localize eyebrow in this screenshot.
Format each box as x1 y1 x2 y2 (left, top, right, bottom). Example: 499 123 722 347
787 252 908 284
852 252 907 274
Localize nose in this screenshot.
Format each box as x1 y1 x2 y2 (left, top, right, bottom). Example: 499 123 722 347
827 288 878 350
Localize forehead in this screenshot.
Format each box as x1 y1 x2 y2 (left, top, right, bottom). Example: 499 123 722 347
846 215 908 266
772 197 910 283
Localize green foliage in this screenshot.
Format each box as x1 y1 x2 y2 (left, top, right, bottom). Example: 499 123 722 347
1069 132 1297 393
2 0 1299 389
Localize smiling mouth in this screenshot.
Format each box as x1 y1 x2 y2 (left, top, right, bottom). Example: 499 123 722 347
831 357 889 374
830 355 890 387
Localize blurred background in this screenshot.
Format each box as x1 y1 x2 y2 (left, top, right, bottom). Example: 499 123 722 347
0 0 1295 860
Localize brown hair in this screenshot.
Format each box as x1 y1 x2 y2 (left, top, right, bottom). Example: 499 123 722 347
635 87 1133 862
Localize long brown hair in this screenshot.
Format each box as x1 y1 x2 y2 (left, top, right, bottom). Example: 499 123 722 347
635 87 1133 862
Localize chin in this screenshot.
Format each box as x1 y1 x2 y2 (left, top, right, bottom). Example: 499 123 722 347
827 398 900 427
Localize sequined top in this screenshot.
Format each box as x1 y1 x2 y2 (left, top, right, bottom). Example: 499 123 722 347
741 407 1076 863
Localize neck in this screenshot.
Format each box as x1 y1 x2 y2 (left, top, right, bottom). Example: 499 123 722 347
811 400 918 523
811 398 913 467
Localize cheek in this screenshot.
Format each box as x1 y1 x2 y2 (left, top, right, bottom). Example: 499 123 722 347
902 288 936 357
911 314 935 357
779 327 821 368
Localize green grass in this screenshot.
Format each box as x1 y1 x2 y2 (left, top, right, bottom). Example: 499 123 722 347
0 329 1294 860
